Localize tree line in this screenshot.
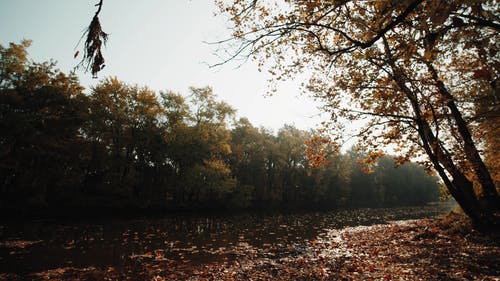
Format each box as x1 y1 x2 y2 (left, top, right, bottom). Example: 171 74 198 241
0 41 440 213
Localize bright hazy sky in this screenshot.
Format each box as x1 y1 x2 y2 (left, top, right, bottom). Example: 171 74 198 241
0 0 325 132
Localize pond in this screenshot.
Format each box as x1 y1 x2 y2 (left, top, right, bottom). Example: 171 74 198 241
0 205 452 275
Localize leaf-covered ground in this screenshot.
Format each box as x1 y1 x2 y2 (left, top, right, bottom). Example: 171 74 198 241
1 213 498 280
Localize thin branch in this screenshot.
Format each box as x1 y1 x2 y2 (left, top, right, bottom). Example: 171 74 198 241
349 109 415 121
209 28 290 68
452 12 500 31
94 0 103 16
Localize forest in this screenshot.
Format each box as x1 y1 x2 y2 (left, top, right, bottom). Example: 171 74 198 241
1 0 499 279
0 41 440 215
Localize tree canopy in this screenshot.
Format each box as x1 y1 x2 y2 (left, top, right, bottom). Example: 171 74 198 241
0 41 440 214
215 0 499 228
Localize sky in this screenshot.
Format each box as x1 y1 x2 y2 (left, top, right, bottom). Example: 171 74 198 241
0 0 325 132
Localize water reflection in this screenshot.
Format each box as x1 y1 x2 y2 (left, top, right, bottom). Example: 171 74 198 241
0 205 451 274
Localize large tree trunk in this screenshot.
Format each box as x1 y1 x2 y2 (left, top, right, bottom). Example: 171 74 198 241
426 63 500 209
383 38 499 230
416 112 497 230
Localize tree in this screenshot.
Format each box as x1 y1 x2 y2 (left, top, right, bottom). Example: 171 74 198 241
374 155 440 206
0 41 88 208
216 0 499 228
84 78 138 197
229 118 267 206
276 125 309 204
185 87 236 205
161 87 236 206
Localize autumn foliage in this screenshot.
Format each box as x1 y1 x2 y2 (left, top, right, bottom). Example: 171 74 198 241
216 0 499 229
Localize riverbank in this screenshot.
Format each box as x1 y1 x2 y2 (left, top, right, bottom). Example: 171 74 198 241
1 212 498 280
205 213 498 281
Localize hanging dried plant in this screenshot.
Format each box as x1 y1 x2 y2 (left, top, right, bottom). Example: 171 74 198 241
76 0 108 78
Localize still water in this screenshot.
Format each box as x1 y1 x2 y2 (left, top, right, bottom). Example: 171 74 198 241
0 205 450 274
